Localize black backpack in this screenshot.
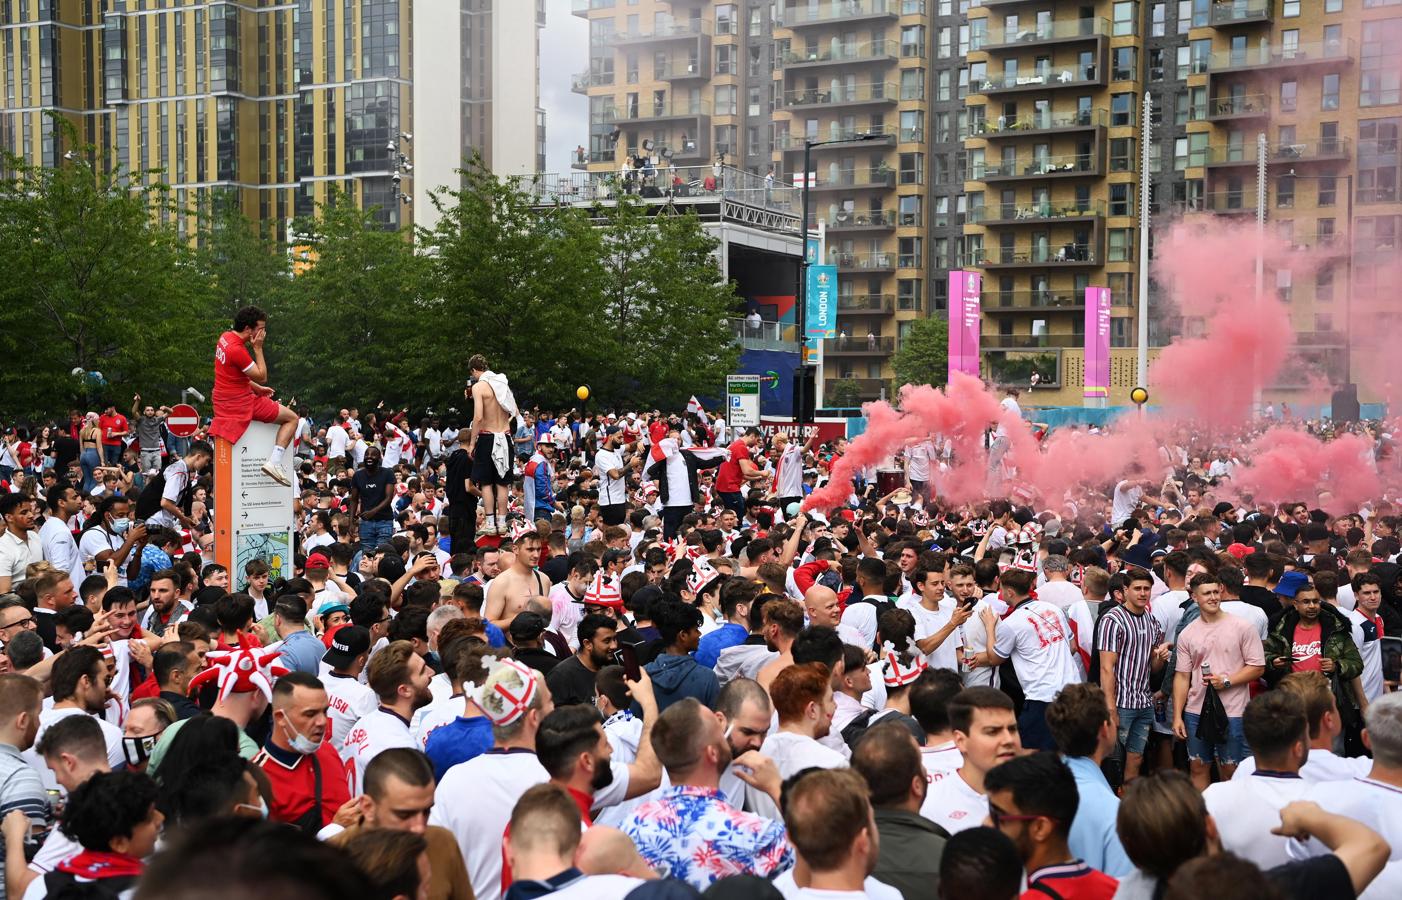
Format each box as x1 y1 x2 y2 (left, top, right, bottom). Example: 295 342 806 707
134 462 192 522
43 872 139 900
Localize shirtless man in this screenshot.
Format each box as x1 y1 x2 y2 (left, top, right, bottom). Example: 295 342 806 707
209 306 300 487
483 530 553 632
467 354 517 535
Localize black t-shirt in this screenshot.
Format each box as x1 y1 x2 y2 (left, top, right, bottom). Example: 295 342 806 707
513 646 562 675
1239 584 1284 618
546 654 600 707
540 555 571 585
445 449 471 507
1266 854 1355 900
52 435 80 473
352 467 392 521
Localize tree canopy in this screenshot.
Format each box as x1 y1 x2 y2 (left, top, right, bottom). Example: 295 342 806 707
891 316 950 391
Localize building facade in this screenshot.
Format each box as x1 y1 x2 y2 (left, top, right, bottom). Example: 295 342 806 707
0 0 544 236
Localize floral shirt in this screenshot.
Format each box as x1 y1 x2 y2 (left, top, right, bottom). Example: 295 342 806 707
621 785 793 890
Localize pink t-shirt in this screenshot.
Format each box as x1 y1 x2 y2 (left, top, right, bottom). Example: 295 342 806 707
1175 613 1265 717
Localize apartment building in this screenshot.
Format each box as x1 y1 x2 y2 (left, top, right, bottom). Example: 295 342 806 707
0 0 544 236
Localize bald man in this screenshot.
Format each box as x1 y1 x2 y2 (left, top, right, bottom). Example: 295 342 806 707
804 585 868 648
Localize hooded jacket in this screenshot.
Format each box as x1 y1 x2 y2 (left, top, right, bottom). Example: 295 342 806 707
640 651 720 712
1263 601 1363 685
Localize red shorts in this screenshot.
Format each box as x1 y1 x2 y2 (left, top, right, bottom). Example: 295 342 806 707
250 396 281 423
209 394 283 445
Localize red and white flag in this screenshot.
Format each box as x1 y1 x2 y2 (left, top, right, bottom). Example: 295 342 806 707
686 396 705 417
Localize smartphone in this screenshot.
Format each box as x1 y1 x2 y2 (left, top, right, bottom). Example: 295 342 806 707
612 642 642 681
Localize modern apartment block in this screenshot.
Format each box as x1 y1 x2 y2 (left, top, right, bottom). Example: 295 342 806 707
0 0 544 236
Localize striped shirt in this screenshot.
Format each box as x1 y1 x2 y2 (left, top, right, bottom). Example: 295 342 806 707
1097 604 1164 709
0 742 51 900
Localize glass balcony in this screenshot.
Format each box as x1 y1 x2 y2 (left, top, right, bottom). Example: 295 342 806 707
1175 191 1258 215
1209 0 1272 26
808 168 897 190
1208 39 1355 74
780 40 898 69
827 250 896 272
782 82 898 109
728 318 800 350
968 199 1104 224
983 334 1085 349
985 290 1088 311
826 209 898 230
783 0 897 28
824 335 898 354
775 125 897 151
823 378 889 399
836 293 895 313
973 65 1101 95
979 18 1107 51
1206 92 1268 122
969 108 1105 137
1286 233 1348 256
969 152 1099 181
572 0 614 17
978 244 1098 267
614 19 711 43
570 69 613 93
524 164 796 216
611 97 712 123
1204 138 1351 167
655 59 710 81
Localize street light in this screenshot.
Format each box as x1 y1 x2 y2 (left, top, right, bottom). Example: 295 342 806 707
796 131 888 422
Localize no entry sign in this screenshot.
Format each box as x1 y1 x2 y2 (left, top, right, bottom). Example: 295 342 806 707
167 403 201 437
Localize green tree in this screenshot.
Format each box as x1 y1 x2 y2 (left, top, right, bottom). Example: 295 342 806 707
0 118 221 420
891 316 950 390
268 190 429 412
825 378 865 409
199 193 290 321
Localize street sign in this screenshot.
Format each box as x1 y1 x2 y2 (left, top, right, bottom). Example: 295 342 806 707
167 403 200 437
726 375 761 428
213 421 296 582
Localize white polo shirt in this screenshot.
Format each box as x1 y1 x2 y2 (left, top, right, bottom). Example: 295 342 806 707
431 749 550 900
919 767 988 835
1204 771 1313 869
340 707 416 795
322 671 378 749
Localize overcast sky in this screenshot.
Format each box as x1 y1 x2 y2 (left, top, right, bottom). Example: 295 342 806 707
541 0 588 175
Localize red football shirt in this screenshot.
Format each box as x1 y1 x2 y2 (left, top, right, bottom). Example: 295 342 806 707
715 439 751 492
213 331 256 408
99 413 128 447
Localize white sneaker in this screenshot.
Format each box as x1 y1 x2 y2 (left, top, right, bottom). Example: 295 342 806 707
261 460 291 487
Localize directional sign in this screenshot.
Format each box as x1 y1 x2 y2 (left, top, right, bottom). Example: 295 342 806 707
167 403 200 437
214 421 296 582
726 375 762 428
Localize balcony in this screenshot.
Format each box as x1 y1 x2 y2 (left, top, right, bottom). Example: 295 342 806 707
969 108 1105 140
808 168 897 191
836 293 895 314
783 82 898 110
728 318 801 351
656 59 711 82
970 152 1101 183
823 378 889 400
780 40 898 70
1286 233 1349 257
1208 39 1355 75
571 70 613 93
1175 191 1259 215
572 0 612 17
969 199 1104 225
973 65 1103 96
979 18 1107 51
783 0 898 29
984 290 1087 312
1209 0 1272 27
983 334 1084 349
977 244 1098 269
826 209 898 231
1204 138 1351 168
828 250 896 273
1206 93 1268 122
613 20 711 44
570 149 616 169
525 164 796 217
776 125 898 152
611 97 712 124
824 335 898 355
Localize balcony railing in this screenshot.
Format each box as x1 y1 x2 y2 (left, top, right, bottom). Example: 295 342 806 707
1286 233 1348 255
978 244 1097 266
969 199 1105 224
824 335 898 354
808 168 897 190
836 293 895 313
728 318 800 349
826 209 898 229
614 20 712 43
974 66 1100 94
1208 39 1355 73
1207 93 1268 121
1175 191 1259 215
969 108 1105 137
525 164 797 215
572 0 613 17
780 40 898 68
986 290 1087 310
1204 138 1351 166
1209 0 1272 26
828 250 896 271
979 18 1107 51
570 149 616 169
783 82 898 109
784 0 897 28
655 60 710 81
610 98 712 122
571 70 614 93
776 125 898 150
969 152 1098 180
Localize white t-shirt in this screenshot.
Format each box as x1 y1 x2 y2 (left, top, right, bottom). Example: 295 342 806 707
993 599 1081 702
1204 773 1314 869
341 707 416 795
899 596 962 671
25 708 125 792
840 598 885 649
659 439 692 507
772 871 901 900
775 441 805 498
905 442 932 483
326 424 350 457
1110 481 1143 525
760 731 849 780
1297 777 1402 900
1232 749 1370 784
27 826 80 876
1346 609 1385 701
920 768 988 834
594 448 628 506
425 428 443 458
78 527 128 586
994 396 1021 439
322 671 379 749
961 595 1007 688
412 692 467 750
921 741 963 781
38 516 84 588
1221 600 1269 640
1336 583 1357 612
431 750 550 900
146 459 190 529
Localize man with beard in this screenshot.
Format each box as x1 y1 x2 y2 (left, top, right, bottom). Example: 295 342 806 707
25 647 126 792
533 702 664 829
546 614 618 707
348 446 396 549
594 426 630 527
341 640 433 795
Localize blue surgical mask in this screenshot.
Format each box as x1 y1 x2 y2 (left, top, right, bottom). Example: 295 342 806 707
235 796 270 819
280 714 321 756
111 517 130 534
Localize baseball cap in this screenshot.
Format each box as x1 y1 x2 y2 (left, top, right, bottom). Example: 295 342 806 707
317 599 351 619
605 425 622 436
1275 570 1310 599
322 625 371 667
509 611 548 642
1226 542 1256 560
305 552 330 571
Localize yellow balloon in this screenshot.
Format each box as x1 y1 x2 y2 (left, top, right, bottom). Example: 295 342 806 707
576 385 590 401
1130 387 1149 405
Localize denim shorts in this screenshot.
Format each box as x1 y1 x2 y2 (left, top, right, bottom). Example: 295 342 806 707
1117 706 1155 755
1184 712 1249 766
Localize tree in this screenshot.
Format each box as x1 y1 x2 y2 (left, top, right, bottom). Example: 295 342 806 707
0 117 221 420
825 378 864 409
891 316 950 390
268 190 429 412
199 194 290 321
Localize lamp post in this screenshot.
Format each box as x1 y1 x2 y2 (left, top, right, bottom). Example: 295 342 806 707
796 131 886 424
1253 131 1267 418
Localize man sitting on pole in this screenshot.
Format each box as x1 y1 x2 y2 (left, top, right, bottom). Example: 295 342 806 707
209 305 299 487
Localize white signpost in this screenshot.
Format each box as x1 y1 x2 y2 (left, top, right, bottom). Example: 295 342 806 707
214 421 297 583
727 375 762 428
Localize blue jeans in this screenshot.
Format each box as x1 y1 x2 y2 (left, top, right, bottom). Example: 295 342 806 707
103 444 123 466
1184 712 1249 766
359 518 395 550
80 448 101 492
1117 706 1155 755
1018 699 1056 751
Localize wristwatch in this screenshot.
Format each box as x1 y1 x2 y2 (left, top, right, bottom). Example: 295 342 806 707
1222 677 1232 689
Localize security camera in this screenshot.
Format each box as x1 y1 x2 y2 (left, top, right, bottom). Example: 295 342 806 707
391 173 402 183
386 141 397 152
400 132 413 142
185 387 206 403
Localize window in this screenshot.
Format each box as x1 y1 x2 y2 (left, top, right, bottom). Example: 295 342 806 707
715 124 735 155
897 280 922 312
1110 183 1132 216
1111 137 1134 172
1283 0 1300 16
902 110 924 142
1176 46 1190 80
1280 81 1297 112
903 25 927 58
1277 175 1295 208
1276 269 1293 304
1318 175 1337 207
1316 267 1335 303
1111 93 1133 127
1174 137 1189 170
1113 1 1136 36
898 237 922 268
899 195 922 226
1177 0 1190 33
1152 3 1166 36
1322 74 1340 111
747 86 762 117
1189 133 1208 167
1113 47 1136 82
1150 48 1164 82
716 45 733 75
714 85 736 115
1109 229 1133 262
902 69 925 101
1361 20 1402 107
1325 0 1342 9
1359 118 1401 203
715 4 736 35
899 152 923 184
1190 39 1210 74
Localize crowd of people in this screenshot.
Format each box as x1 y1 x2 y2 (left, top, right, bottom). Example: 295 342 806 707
0 320 1400 900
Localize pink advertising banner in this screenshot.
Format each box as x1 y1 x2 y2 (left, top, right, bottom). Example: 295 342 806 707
947 271 982 382
1083 286 1112 400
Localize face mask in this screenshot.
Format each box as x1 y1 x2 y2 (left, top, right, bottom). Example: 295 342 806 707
280 714 321 755
111 517 130 534
122 733 159 767
235 796 270 819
